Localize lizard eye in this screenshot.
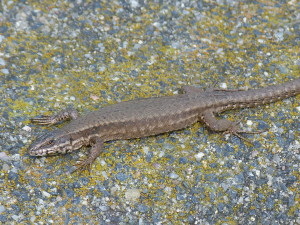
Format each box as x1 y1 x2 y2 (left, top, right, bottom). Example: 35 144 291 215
42 140 54 147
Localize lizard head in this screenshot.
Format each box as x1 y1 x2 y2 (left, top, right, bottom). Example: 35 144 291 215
29 130 73 156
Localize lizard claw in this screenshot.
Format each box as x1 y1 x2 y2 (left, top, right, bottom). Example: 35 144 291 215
31 108 78 126
72 158 93 174
223 128 250 144
31 115 56 125
72 139 102 174
223 122 267 145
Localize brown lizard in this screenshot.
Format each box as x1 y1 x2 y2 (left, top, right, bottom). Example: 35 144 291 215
29 78 300 172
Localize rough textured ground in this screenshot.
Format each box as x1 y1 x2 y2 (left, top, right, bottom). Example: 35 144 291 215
0 0 299 224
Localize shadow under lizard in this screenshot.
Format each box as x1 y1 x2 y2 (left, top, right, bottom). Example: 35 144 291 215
29 79 300 172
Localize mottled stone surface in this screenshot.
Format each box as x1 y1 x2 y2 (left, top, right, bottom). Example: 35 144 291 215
1 0 299 224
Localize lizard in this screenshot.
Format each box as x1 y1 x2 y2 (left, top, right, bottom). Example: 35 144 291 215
29 78 300 172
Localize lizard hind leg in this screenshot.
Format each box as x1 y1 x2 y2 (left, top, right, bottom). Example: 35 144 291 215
200 110 262 143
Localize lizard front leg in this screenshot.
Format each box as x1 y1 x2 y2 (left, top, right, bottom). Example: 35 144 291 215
31 107 78 126
73 137 103 173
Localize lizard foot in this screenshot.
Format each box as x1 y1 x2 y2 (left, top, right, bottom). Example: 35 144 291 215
31 108 78 126
31 115 62 126
72 138 103 174
72 158 94 174
223 121 266 144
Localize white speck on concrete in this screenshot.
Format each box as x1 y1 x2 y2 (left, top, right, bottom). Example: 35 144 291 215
195 152 205 161
0 58 6 66
125 188 141 202
22 125 32 132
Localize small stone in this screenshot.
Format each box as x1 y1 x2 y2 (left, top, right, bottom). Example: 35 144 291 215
22 125 31 132
194 152 205 161
169 172 179 179
125 188 140 202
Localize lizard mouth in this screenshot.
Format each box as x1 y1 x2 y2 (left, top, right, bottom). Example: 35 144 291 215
28 132 57 156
